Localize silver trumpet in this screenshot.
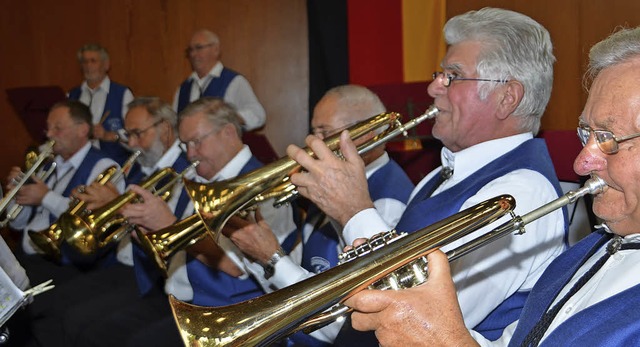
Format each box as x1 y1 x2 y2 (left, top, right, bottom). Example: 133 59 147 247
169 176 606 347
0 140 56 226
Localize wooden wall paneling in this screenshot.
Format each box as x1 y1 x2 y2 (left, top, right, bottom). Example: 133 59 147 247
0 0 308 179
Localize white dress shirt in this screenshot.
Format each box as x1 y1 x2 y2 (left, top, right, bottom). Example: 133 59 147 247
343 133 566 330
172 62 266 131
473 232 640 346
76 76 134 126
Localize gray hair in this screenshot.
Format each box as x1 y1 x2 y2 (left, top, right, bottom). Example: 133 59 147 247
444 7 555 135
323 85 386 121
77 43 109 62
586 26 640 87
179 97 243 137
127 97 177 131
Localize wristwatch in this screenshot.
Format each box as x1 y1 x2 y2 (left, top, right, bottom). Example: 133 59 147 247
262 247 286 279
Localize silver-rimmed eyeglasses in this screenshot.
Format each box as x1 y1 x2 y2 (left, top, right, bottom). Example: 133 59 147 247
577 124 640 154
432 71 509 88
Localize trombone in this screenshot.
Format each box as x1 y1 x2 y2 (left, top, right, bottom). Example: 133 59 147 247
169 176 606 347
0 140 56 226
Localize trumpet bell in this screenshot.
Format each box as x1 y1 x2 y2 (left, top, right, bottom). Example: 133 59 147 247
136 215 207 277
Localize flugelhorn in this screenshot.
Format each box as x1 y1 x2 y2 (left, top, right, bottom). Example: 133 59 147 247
186 106 440 243
28 150 141 261
169 176 606 347
0 140 55 219
58 168 177 256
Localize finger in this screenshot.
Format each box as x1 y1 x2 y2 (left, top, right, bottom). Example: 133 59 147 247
286 140 323 174
349 311 381 332
339 130 362 164
344 289 390 314
425 249 451 281
306 133 337 161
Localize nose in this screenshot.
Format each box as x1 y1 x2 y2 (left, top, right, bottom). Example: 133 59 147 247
128 136 138 148
573 140 607 176
427 77 447 99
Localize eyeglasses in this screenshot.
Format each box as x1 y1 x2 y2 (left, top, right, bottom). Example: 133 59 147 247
577 124 640 154
123 119 163 141
184 43 215 56
181 128 218 150
432 71 509 88
311 122 358 139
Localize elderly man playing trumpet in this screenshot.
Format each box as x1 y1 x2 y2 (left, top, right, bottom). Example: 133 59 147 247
344 25 640 347
287 8 566 345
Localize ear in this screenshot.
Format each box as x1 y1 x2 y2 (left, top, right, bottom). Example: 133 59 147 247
496 80 524 120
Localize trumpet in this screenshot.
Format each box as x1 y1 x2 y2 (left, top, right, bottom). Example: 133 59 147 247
0 140 56 221
137 107 439 276
169 177 606 347
28 150 141 261
186 106 440 243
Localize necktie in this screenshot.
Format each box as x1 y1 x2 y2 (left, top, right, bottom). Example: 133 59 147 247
424 166 453 199
521 236 640 346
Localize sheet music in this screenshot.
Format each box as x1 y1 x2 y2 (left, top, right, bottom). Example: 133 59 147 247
0 265 26 327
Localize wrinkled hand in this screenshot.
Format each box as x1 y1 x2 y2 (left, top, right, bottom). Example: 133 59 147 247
344 250 477 347
119 184 177 231
224 210 280 264
73 182 119 210
286 131 374 226
15 176 49 206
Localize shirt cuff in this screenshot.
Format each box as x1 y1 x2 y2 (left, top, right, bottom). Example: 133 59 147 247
343 208 392 245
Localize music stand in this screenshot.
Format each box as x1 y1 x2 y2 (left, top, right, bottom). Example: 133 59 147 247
6 86 67 143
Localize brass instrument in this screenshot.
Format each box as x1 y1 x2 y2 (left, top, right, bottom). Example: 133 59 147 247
61 160 199 256
137 107 439 276
27 150 141 261
169 176 606 347
186 106 440 243
58 168 176 256
0 140 56 220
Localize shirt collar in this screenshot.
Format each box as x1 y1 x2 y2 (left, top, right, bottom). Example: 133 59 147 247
441 133 533 181
364 151 390 179
81 75 111 94
189 61 224 84
210 145 253 182
54 142 92 174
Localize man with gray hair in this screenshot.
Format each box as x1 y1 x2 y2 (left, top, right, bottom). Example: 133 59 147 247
344 25 640 346
68 43 134 165
173 29 266 131
287 8 566 344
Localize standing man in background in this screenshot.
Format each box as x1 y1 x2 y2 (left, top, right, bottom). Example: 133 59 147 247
68 43 134 165
173 29 266 131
